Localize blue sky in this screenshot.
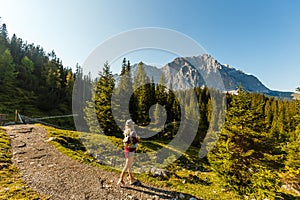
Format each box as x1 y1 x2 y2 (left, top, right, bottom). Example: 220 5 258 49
0 0 299 91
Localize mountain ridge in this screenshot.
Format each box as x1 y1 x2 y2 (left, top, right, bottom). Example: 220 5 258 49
129 54 293 99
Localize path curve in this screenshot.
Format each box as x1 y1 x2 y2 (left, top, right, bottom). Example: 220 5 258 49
4 125 185 200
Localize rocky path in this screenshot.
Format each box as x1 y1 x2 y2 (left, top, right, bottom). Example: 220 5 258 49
4 125 196 200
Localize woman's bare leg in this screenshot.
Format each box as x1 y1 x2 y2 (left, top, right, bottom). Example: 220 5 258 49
118 157 132 185
127 156 135 183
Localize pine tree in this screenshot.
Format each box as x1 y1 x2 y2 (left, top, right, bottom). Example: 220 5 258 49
153 103 166 125
264 97 273 130
0 49 16 85
208 89 282 198
113 58 133 125
16 56 35 89
84 82 101 133
0 23 8 49
133 62 151 125
0 24 8 40
192 87 210 147
155 73 167 106
65 70 75 104
93 62 118 135
74 64 92 131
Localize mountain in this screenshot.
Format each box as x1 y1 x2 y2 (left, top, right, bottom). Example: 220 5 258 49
129 54 293 99
131 63 162 82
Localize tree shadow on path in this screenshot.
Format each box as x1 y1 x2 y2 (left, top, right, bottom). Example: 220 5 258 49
122 182 201 200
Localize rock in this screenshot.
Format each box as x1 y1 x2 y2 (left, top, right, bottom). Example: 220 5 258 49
179 193 185 199
152 168 170 178
182 179 187 184
153 171 160 178
46 137 55 142
152 195 159 200
189 198 198 200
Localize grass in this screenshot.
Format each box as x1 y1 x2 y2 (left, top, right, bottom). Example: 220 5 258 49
39 124 241 199
37 124 115 172
0 128 49 200
4 124 298 199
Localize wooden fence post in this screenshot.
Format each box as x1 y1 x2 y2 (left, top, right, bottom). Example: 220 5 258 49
15 110 18 123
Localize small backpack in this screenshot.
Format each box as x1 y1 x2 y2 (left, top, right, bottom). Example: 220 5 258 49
123 129 132 144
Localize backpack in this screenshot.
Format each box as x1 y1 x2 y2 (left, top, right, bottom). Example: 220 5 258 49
123 129 132 144
123 130 138 145
123 135 132 144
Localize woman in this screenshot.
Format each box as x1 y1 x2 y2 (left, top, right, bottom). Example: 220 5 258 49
117 119 140 186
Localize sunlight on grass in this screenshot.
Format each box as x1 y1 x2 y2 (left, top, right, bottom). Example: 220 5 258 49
39 124 241 199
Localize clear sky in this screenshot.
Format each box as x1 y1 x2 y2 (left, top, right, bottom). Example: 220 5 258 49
0 0 299 92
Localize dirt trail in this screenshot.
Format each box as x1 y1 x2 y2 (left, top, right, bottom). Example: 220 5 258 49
4 125 188 200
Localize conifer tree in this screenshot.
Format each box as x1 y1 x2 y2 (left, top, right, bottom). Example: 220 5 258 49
155 74 167 106
0 23 8 48
153 103 166 125
133 62 151 125
93 62 117 135
17 56 35 89
0 49 16 85
84 82 101 133
113 58 133 125
208 89 282 198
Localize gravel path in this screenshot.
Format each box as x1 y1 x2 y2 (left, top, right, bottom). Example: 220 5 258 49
4 125 189 200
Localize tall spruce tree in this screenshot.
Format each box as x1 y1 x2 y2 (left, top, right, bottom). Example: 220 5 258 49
0 23 8 48
208 89 282 199
133 61 151 125
0 49 16 85
113 58 133 124
93 62 117 135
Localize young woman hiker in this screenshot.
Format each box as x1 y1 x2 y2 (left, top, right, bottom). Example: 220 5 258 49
117 119 140 186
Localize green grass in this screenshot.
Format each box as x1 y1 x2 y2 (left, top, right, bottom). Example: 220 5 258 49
4 124 298 199
0 128 49 200
38 124 115 172
40 124 241 199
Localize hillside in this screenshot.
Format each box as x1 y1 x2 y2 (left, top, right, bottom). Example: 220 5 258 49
0 22 85 128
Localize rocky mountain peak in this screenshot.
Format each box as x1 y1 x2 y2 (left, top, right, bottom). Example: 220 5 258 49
126 54 293 99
